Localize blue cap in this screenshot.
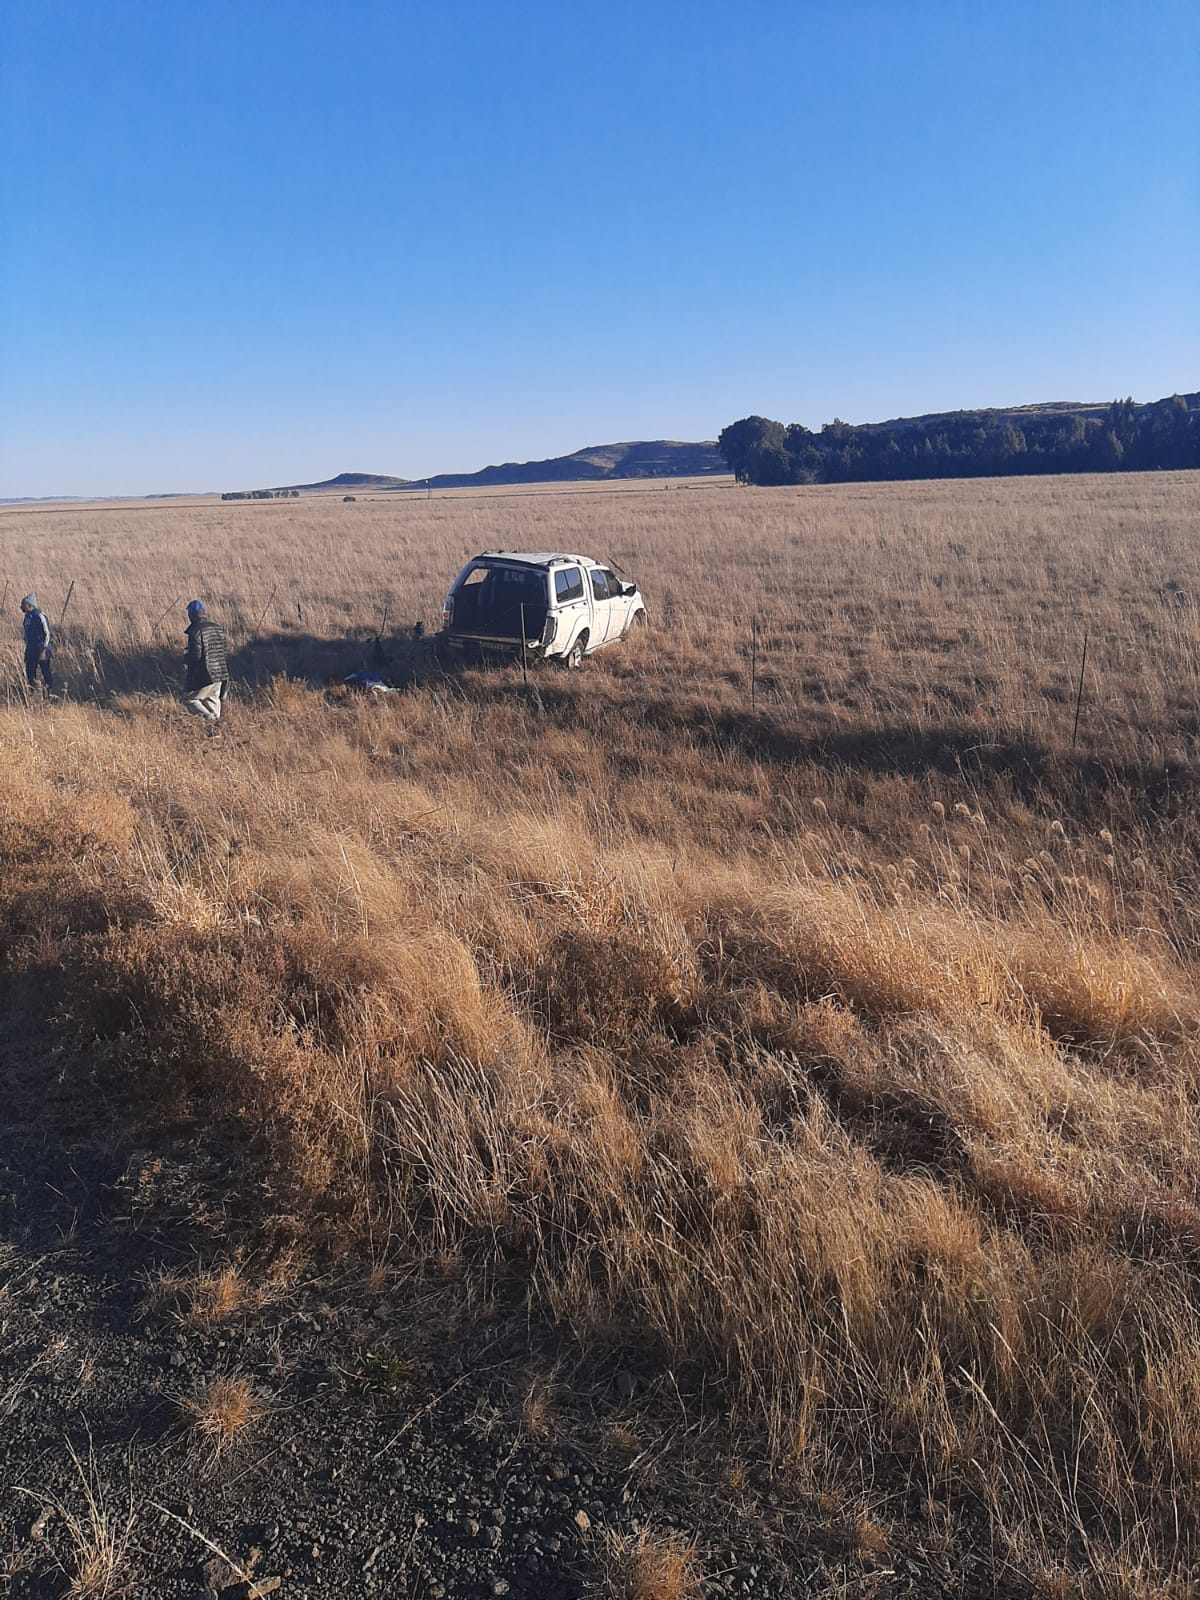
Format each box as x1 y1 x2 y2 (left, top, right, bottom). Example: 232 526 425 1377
187 600 207 620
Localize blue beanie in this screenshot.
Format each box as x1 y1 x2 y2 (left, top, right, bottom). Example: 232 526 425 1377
187 600 207 620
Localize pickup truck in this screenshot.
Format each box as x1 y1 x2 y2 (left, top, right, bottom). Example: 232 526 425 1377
438 551 647 668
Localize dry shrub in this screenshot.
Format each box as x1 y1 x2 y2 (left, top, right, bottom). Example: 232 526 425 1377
1005 924 1195 1051
142 1255 298 1328
521 1368 558 1440
141 1263 246 1327
598 1527 703 1600
540 927 690 1044
68 907 518 1209
0 769 144 957
18 1439 135 1599
177 1374 262 1457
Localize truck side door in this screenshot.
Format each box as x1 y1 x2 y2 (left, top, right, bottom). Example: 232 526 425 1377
588 567 616 644
553 565 590 650
599 568 632 636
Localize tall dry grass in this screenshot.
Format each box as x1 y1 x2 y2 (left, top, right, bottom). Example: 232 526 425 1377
4 471 1200 767
4 472 1200 1591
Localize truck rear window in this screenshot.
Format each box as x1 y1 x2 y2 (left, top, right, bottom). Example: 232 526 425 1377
451 565 548 637
554 568 584 603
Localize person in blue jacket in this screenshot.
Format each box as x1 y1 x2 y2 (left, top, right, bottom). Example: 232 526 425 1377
20 594 52 691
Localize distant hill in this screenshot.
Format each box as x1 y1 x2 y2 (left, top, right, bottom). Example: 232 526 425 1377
221 471 409 500
301 471 411 490
219 445 725 501
394 440 726 491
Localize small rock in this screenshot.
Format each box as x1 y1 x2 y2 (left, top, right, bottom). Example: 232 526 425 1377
28 1507 51 1541
574 1510 591 1533
492 1583 510 1597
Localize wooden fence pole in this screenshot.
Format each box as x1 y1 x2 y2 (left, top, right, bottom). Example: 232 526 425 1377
750 617 758 712
153 595 182 630
250 586 278 642
1071 630 1089 750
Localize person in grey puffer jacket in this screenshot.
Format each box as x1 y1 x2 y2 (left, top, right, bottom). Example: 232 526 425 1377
182 599 230 722
20 594 52 691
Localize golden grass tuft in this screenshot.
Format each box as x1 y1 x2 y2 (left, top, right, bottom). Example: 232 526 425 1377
19 1440 135 1599
520 1368 559 1440
599 1527 704 1600
177 1374 263 1457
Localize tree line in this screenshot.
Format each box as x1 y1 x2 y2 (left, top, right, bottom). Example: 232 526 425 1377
718 393 1200 486
221 488 302 501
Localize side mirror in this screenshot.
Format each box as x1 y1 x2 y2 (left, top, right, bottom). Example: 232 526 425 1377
623 583 637 598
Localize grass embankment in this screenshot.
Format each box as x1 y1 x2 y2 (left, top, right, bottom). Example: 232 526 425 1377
4 667 1199 1594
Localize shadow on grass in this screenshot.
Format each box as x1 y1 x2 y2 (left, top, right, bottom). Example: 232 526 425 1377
16 632 1198 823
41 629 440 699
465 672 1198 822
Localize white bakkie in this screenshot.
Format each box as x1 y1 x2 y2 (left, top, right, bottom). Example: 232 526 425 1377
438 551 647 668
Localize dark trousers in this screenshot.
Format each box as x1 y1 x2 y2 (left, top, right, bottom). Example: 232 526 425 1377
25 650 52 690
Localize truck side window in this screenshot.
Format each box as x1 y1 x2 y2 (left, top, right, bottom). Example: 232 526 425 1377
554 568 584 603
601 569 622 595
590 570 610 601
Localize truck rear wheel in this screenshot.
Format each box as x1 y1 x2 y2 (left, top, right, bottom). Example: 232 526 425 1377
564 632 588 670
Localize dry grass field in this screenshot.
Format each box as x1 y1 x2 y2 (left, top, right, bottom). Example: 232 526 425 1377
4 470 1200 1594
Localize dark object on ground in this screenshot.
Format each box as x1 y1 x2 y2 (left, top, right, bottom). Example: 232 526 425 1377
344 671 396 693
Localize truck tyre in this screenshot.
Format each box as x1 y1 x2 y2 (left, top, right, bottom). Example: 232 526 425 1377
565 632 588 670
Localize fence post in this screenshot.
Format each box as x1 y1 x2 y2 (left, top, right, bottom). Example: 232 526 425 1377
1071 630 1089 750
250 586 278 642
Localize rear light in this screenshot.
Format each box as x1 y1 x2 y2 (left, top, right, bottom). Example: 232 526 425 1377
541 614 557 646
441 595 454 629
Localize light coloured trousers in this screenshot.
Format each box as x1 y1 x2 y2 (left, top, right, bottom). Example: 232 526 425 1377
183 681 225 722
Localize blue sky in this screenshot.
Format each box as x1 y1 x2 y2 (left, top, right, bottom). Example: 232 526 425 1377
1 0 1197 496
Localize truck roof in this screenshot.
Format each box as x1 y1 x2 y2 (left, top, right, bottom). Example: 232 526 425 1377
473 551 596 569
